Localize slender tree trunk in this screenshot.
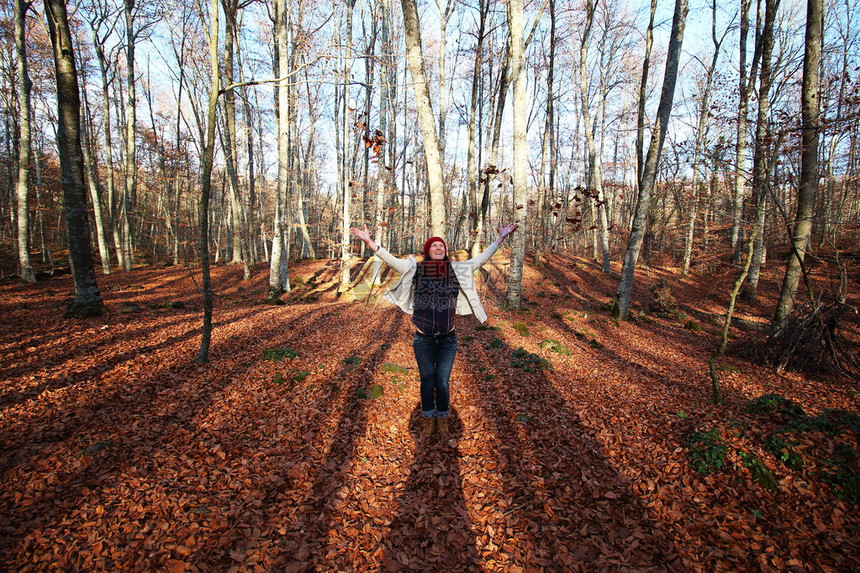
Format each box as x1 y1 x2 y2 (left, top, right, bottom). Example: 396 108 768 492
121 0 137 271
267 0 288 299
467 0 489 258
579 0 610 273
743 0 780 302
435 0 455 164
15 0 36 283
731 0 754 264
505 0 526 309
339 0 357 288
615 0 688 320
44 0 104 316
370 0 394 278
636 0 657 187
80 77 111 273
682 0 724 275
91 29 124 272
197 0 220 363
773 0 821 324
400 0 446 237
221 0 244 264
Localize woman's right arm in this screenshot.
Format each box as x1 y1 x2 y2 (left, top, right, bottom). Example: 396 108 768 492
350 224 380 253
350 224 412 274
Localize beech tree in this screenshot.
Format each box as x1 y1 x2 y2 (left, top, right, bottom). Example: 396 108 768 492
614 0 688 321
504 0 526 309
400 0 446 238
44 0 104 316
15 0 35 283
681 0 728 275
742 0 781 303
773 0 822 324
196 0 220 362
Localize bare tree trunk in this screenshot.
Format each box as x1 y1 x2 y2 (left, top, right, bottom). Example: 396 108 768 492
81 76 111 273
44 0 104 316
15 0 36 283
636 0 657 187
467 0 489 258
731 0 755 265
435 0 455 163
682 0 725 275
197 0 220 363
370 0 395 278
743 0 780 302
121 0 137 271
538 0 556 258
339 0 357 289
773 0 821 324
240 63 258 264
268 0 288 300
579 0 610 273
90 19 124 272
400 0 446 237
222 0 244 264
709 192 766 405
614 0 688 320
505 0 526 309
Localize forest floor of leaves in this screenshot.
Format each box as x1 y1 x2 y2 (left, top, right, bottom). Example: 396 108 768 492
1 249 859 572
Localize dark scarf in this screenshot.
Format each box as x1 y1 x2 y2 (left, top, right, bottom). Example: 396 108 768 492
414 258 460 291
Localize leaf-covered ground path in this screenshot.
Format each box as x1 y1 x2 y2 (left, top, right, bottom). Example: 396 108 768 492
1 253 858 572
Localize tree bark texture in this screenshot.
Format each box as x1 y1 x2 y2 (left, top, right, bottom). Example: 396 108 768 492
773 0 821 324
400 0 446 238
15 0 35 283
615 0 688 320
197 0 220 363
44 0 103 314
505 0 526 309
743 0 780 302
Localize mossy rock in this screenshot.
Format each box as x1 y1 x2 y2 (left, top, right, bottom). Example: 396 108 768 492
684 320 701 331
512 322 530 336
381 363 409 375
539 339 571 355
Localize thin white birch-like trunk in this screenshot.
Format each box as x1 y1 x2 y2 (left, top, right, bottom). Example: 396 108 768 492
15 0 35 283
400 0 446 238
505 0 526 309
615 0 688 320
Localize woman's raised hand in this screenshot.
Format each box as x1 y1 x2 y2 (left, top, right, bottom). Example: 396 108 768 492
350 224 372 243
350 224 379 252
497 223 519 242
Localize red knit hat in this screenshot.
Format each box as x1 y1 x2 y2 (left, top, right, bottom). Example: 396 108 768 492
423 236 447 258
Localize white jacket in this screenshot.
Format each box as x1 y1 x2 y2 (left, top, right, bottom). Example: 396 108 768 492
373 243 499 323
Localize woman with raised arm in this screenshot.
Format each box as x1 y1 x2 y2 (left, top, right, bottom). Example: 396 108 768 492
350 224 518 438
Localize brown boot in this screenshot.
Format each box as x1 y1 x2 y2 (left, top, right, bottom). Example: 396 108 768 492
421 417 435 437
437 418 449 437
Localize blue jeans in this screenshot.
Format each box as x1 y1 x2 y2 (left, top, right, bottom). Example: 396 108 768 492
413 331 458 418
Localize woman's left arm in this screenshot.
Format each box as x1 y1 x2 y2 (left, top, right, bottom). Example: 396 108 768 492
467 223 519 270
493 223 518 247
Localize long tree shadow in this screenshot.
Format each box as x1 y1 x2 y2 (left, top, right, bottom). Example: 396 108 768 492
265 311 406 570
459 323 681 570
378 405 480 572
0 304 283 412
0 302 355 568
